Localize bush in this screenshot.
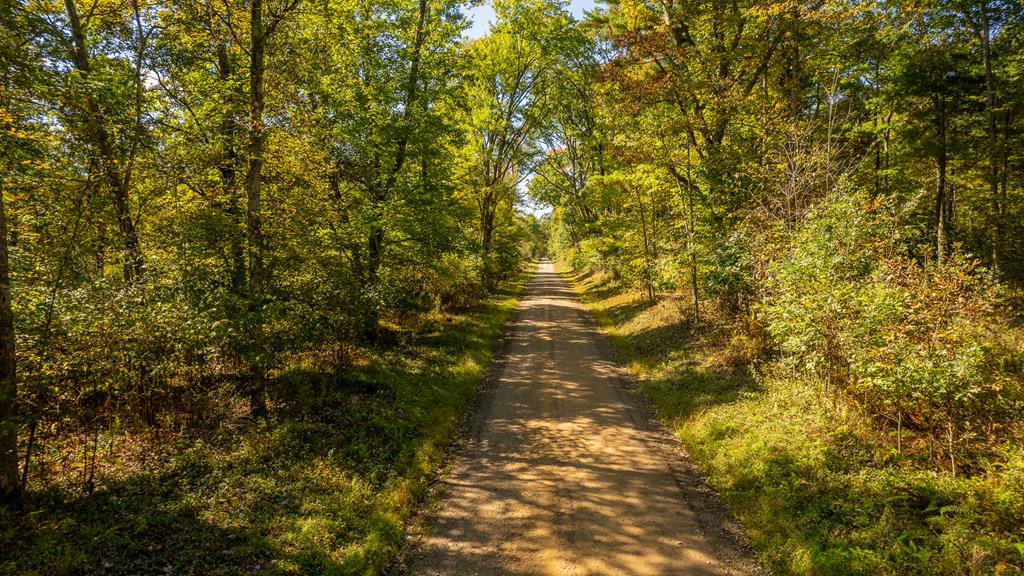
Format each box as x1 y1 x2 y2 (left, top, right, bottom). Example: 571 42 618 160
760 190 1024 471
417 253 487 311
706 230 756 315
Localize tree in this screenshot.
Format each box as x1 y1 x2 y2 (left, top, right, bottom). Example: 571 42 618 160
0 1 28 500
57 0 154 283
529 31 603 251
462 0 574 282
242 0 301 416
0 155 17 502
304 0 468 336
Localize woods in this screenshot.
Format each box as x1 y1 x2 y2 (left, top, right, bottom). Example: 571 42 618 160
1 0 542 495
539 0 1024 471
541 0 1024 571
2 0 1024 572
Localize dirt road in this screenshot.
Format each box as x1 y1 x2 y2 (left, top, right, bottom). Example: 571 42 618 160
408 262 760 576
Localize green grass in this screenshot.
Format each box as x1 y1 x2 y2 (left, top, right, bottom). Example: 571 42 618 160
562 265 1024 576
0 266 532 576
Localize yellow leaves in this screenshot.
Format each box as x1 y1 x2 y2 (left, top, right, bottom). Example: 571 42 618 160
25 0 65 15
616 0 658 32
20 159 54 170
3 127 37 141
0 107 51 144
809 0 875 25
745 0 799 20
743 0 870 26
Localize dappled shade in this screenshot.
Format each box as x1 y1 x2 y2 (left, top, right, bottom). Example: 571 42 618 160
411 263 756 575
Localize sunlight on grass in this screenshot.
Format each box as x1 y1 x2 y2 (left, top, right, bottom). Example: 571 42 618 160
562 263 1024 576
2 266 533 576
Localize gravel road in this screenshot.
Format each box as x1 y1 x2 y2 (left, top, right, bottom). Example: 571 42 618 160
407 261 762 576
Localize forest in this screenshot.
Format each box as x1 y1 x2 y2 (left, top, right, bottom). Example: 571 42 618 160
1 0 1023 573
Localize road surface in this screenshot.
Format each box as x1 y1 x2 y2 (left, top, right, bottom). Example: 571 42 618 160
408 261 760 576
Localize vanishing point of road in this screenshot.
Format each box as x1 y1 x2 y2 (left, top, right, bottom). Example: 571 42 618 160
408 261 762 576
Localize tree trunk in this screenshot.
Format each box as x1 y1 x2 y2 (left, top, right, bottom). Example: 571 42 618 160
64 0 144 282
0 183 18 502
670 160 700 319
979 2 1002 272
217 43 246 293
246 0 268 417
686 162 699 319
479 192 496 283
637 193 655 303
363 213 384 339
935 94 950 265
247 0 266 301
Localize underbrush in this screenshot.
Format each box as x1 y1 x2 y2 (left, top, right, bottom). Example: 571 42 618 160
0 267 532 576
565 266 1024 576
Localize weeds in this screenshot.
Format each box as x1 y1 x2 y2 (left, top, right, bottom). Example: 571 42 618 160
0 268 531 576
566 265 1024 576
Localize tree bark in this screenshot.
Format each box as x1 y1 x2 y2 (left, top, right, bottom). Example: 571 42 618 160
935 94 951 265
669 162 700 319
0 183 18 502
686 161 699 319
217 43 246 293
64 0 144 282
479 190 497 283
246 0 266 302
245 0 268 417
979 1 1002 272
636 192 655 303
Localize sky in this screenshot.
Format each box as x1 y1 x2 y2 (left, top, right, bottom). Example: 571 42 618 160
463 0 599 39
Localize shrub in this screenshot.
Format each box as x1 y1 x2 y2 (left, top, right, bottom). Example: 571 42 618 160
760 190 1024 472
419 253 487 311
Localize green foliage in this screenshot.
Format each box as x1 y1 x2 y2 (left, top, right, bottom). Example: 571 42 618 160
4 0 1024 569
704 232 755 315
2 0 550 568
459 0 585 282
550 0 1024 556
2 266 531 576
760 191 1024 470
571 268 1024 576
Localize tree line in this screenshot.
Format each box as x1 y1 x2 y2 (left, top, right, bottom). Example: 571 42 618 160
0 0 566 502
2 0 1022 509
535 0 1024 473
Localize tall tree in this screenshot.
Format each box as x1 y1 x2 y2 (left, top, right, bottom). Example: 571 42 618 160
463 0 572 281
244 0 300 416
0 4 23 500
57 0 152 282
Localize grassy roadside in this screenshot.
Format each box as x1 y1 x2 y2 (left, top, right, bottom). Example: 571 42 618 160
1 265 533 576
561 264 1024 576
